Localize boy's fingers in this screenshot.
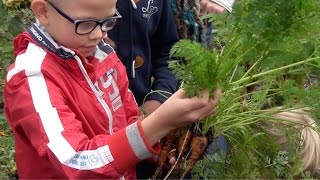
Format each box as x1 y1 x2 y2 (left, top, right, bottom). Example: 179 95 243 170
169 156 176 165
174 88 221 114
174 89 188 99
198 90 210 99
209 105 217 115
211 88 222 106
167 149 176 164
190 88 221 114
207 88 221 115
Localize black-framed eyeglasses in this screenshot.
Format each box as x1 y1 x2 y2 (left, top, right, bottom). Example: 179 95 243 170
46 0 122 35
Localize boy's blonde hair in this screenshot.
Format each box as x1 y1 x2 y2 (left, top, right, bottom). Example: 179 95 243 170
265 108 320 176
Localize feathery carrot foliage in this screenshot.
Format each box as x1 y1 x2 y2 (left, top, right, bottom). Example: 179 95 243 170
169 0 320 178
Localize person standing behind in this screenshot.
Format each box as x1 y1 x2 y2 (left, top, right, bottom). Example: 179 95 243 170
201 0 234 13
107 1 180 178
108 0 234 117
108 0 179 116
171 0 234 48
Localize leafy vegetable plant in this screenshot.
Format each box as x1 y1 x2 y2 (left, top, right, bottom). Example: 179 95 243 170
163 0 320 178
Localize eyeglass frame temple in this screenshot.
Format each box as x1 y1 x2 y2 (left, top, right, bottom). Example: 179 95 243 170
45 0 122 26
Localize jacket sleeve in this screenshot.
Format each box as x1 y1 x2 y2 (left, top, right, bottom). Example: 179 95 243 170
113 58 160 162
4 52 159 178
148 0 180 103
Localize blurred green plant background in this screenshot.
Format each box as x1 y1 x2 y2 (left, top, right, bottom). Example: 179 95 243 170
0 1 34 178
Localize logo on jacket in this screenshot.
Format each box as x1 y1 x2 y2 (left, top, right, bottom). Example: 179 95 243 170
98 68 123 112
142 0 158 20
89 155 99 166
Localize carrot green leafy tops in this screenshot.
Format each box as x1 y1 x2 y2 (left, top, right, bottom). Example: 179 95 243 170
168 0 320 178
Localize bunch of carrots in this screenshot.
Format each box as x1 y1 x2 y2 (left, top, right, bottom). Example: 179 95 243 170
151 0 320 178
151 125 211 179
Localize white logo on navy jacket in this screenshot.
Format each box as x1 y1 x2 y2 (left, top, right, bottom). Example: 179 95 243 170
142 0 158 20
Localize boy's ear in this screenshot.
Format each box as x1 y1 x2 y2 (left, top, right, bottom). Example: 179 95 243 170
30 0 50 26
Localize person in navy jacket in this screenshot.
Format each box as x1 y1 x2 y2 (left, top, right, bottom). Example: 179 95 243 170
108 1 180 178
108 0 179 115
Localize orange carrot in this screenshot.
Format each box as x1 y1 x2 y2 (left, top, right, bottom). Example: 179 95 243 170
180 135 208 179
172 127 192 171
151 130 177 179
177 127 192 155
160 128 192 179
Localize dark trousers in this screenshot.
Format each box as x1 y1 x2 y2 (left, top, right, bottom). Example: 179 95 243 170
136 160 157 179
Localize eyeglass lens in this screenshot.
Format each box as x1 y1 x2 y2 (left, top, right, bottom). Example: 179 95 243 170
77 18 119 35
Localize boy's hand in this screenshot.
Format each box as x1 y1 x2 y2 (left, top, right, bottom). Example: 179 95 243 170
159 88 221 129
141 88 221 145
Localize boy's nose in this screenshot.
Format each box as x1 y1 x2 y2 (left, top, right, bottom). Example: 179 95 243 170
88 25 104 40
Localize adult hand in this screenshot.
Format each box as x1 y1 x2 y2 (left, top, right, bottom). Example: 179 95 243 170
200 0 226 14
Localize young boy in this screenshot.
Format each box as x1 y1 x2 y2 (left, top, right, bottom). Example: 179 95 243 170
3 0 220 178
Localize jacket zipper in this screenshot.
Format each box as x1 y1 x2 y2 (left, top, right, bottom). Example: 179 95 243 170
74 55 115 135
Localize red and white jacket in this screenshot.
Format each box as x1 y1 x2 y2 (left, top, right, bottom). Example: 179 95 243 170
4 24 160 179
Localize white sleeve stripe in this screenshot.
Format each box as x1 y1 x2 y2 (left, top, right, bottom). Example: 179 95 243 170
15 42 114 170
126 122 152 160
7 43 46 82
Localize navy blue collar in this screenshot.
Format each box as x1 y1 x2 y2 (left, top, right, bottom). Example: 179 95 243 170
27 23 75 59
